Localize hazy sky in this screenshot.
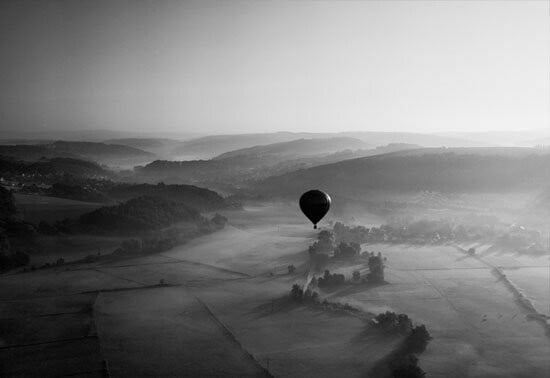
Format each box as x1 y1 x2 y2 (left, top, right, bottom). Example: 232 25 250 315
1 0 549 136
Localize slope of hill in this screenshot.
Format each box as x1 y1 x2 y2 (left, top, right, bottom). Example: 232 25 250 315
213 137 368 161
136 141 424 190
436 130 547 147
48 141 155 165
104 138 183 157
78 196 204 234
0 141 155 166
251 148 550 201
174 131 480 159
341 131 481 148
0 156 110 178
105 183 231 211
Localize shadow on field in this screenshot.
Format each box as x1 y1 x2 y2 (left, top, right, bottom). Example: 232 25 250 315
350 325 396 345
249 296 303 318
324 281 388 298
363 333 415 378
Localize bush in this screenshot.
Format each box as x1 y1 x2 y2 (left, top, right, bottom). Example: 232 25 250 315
309 252 329 271
288 264 296 274
373 311 413 334
0 186 17 221
308 230 334 254
290 284 303 301
333 241 360 259
211 213 228 228
317 269 345 288
406 325 432 353
367 252 385 283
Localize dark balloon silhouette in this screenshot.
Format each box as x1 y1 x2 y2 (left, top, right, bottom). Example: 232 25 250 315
299 190 331 229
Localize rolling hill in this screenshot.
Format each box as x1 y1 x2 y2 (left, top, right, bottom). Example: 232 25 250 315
104 183 231 211
213 137 369 161
0 156 111 178
171 131 478 160
136 140 424 190
78 196 204 234
0 141 155 166
250 147 550 201
104 138 184 158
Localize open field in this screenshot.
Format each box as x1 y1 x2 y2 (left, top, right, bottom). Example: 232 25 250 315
96 286 271 377
332 242 550 378
1 203 549 377
28 235 124 266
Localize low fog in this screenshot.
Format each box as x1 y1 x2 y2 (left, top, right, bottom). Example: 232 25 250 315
1 1 549 378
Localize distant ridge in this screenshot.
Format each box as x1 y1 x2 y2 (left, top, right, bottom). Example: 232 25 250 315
251 147 550 200
0 140 155 166
171 131 481 159
212 137 369 160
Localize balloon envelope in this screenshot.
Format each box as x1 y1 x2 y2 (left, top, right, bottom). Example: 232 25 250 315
299 190 331 229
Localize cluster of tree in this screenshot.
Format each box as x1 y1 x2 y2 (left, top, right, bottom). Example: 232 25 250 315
289 284 360 314
0 156 110 181
104 182 233 211
288 285 430 377
372 311 414 334
0 141 154 165
333 241 361 259
308 230 362 266
0 186 32 270
34 195 228 238
330 216 544 256
307 230 333 271
366 251 385 283
308 230 334 254
316 269 345 288
371 311 432 378
290 283 316 302
1 154 235 215
78 196 204 234
49 182 109 203
333 222 370 244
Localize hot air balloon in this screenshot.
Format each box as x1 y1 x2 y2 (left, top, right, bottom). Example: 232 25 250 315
299 190 331 229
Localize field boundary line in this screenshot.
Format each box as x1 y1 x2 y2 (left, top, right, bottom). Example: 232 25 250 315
194 295 274 378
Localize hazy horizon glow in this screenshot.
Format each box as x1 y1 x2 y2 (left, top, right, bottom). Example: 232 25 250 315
1 0 549 136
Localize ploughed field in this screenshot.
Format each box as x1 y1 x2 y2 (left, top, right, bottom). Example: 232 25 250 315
1 203 549 377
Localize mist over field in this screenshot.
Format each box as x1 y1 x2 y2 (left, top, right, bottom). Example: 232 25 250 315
1 1 549 378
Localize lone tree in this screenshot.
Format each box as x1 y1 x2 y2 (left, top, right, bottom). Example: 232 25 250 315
290 284 303 301
288 264 296 274
367 252 385 283
352 270 361 282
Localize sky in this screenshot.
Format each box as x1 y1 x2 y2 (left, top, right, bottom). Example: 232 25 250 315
0 0 549 137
